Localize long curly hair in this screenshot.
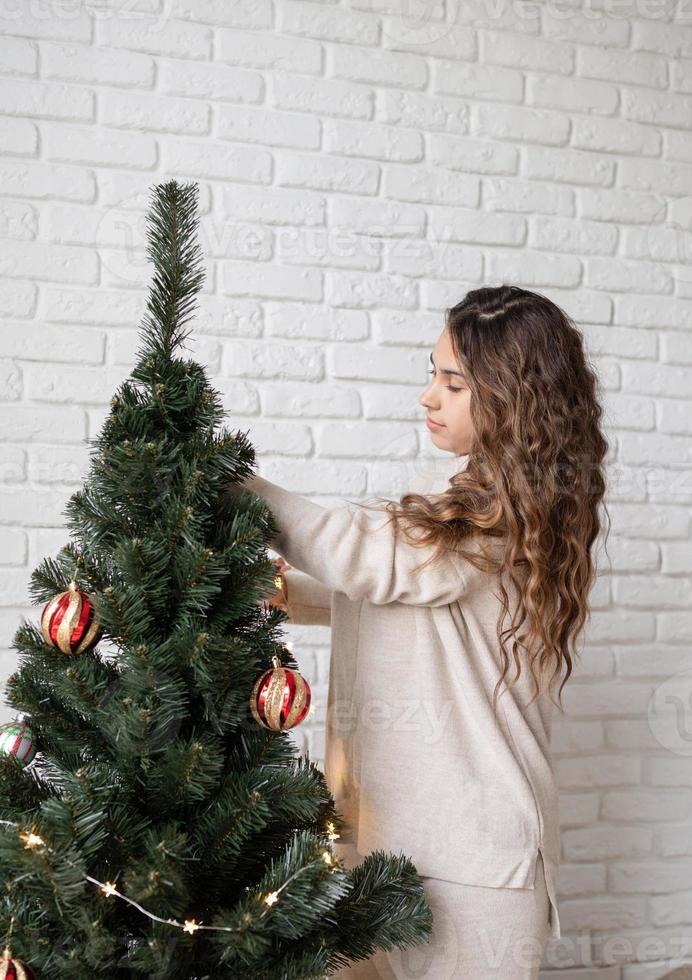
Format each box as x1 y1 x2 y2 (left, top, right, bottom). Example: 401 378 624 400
354 284 611 715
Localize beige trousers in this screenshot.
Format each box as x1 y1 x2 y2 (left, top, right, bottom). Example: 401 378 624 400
332 843 551 980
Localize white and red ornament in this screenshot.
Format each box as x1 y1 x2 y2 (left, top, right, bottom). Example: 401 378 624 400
250 655 311 732
0 722 37 767
40 581 101 655
0 949 37 980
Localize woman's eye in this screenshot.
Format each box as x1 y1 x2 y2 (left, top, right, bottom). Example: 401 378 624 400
427 369 461 393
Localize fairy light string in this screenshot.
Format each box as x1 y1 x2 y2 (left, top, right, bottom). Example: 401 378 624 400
0 817 341 937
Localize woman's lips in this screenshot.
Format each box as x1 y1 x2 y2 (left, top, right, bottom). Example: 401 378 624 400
426 417 444 429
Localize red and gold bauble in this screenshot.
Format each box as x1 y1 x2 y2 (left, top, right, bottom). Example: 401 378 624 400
0 949 37 979
250 655 311 731
40 581 102 655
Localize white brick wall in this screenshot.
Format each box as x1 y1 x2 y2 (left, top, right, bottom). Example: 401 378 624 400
1 4 692 977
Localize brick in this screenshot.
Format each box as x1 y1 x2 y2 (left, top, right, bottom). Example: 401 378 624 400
480 30 573 74
0 486 74 526
221 340 324 381
277 151 379 194
266 303 367 341
474 103 569 145
317 421 416 458
0 359 21 400
0 322 104 363
101 91 210 136
428 132 517 173
0 78 93 121
332 343 425 384
324 118 422 162
563 826 654 864
0 446 25 483
159 59 263 103
563 682 657 719
221 184 324 226
331 198 425 237
619 157 692 195
524 144 615 187
543 10 630 46
434 60 523 103
0 36 37 76
263 378 359 419
23 363 130 404
0 160 95 202
221 259 321 301
217 27 322 72
485 176 573 215
26 444 90 485
579 46 667 88
162 139 271 182
218 106 319 151
0 528 26 565
485 248 581 288
278 1 379 46
97 16 212 59
384 164 478 206
380 89 469 134
531 216 617 256
586 257 672 294
328 270 417 310
168 0 272 29
0 240 98 284
273 74 373 120
0 200 37 240
572 116 660 156
385 238 482 281
41 121 157 169
0 405 85 444
0 116 38 156
331 45 427 89
41 41 154 87
632 19 692 58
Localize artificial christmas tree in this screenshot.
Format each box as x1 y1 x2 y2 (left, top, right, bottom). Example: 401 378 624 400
0 180 433 978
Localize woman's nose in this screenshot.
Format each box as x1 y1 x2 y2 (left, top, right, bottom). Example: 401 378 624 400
419 387 438 409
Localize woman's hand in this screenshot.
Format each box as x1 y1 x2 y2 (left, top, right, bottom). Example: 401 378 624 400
261 556 290 612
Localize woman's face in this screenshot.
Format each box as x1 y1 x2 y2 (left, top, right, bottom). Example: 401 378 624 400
419 328 475 455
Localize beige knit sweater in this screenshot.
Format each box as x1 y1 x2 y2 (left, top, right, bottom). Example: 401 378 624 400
243 459 562 940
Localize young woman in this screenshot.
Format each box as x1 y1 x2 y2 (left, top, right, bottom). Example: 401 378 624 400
241 284 610 979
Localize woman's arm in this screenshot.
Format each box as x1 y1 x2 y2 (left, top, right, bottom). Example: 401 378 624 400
282 566 332 626
239 473 474 607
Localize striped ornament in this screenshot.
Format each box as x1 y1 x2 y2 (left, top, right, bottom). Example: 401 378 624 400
40 581 102 655
250 655 311 732
0 953 37 980
0 722 37 767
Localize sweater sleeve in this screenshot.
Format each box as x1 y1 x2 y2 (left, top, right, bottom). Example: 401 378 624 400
243 474 472 608
282 566 332 626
